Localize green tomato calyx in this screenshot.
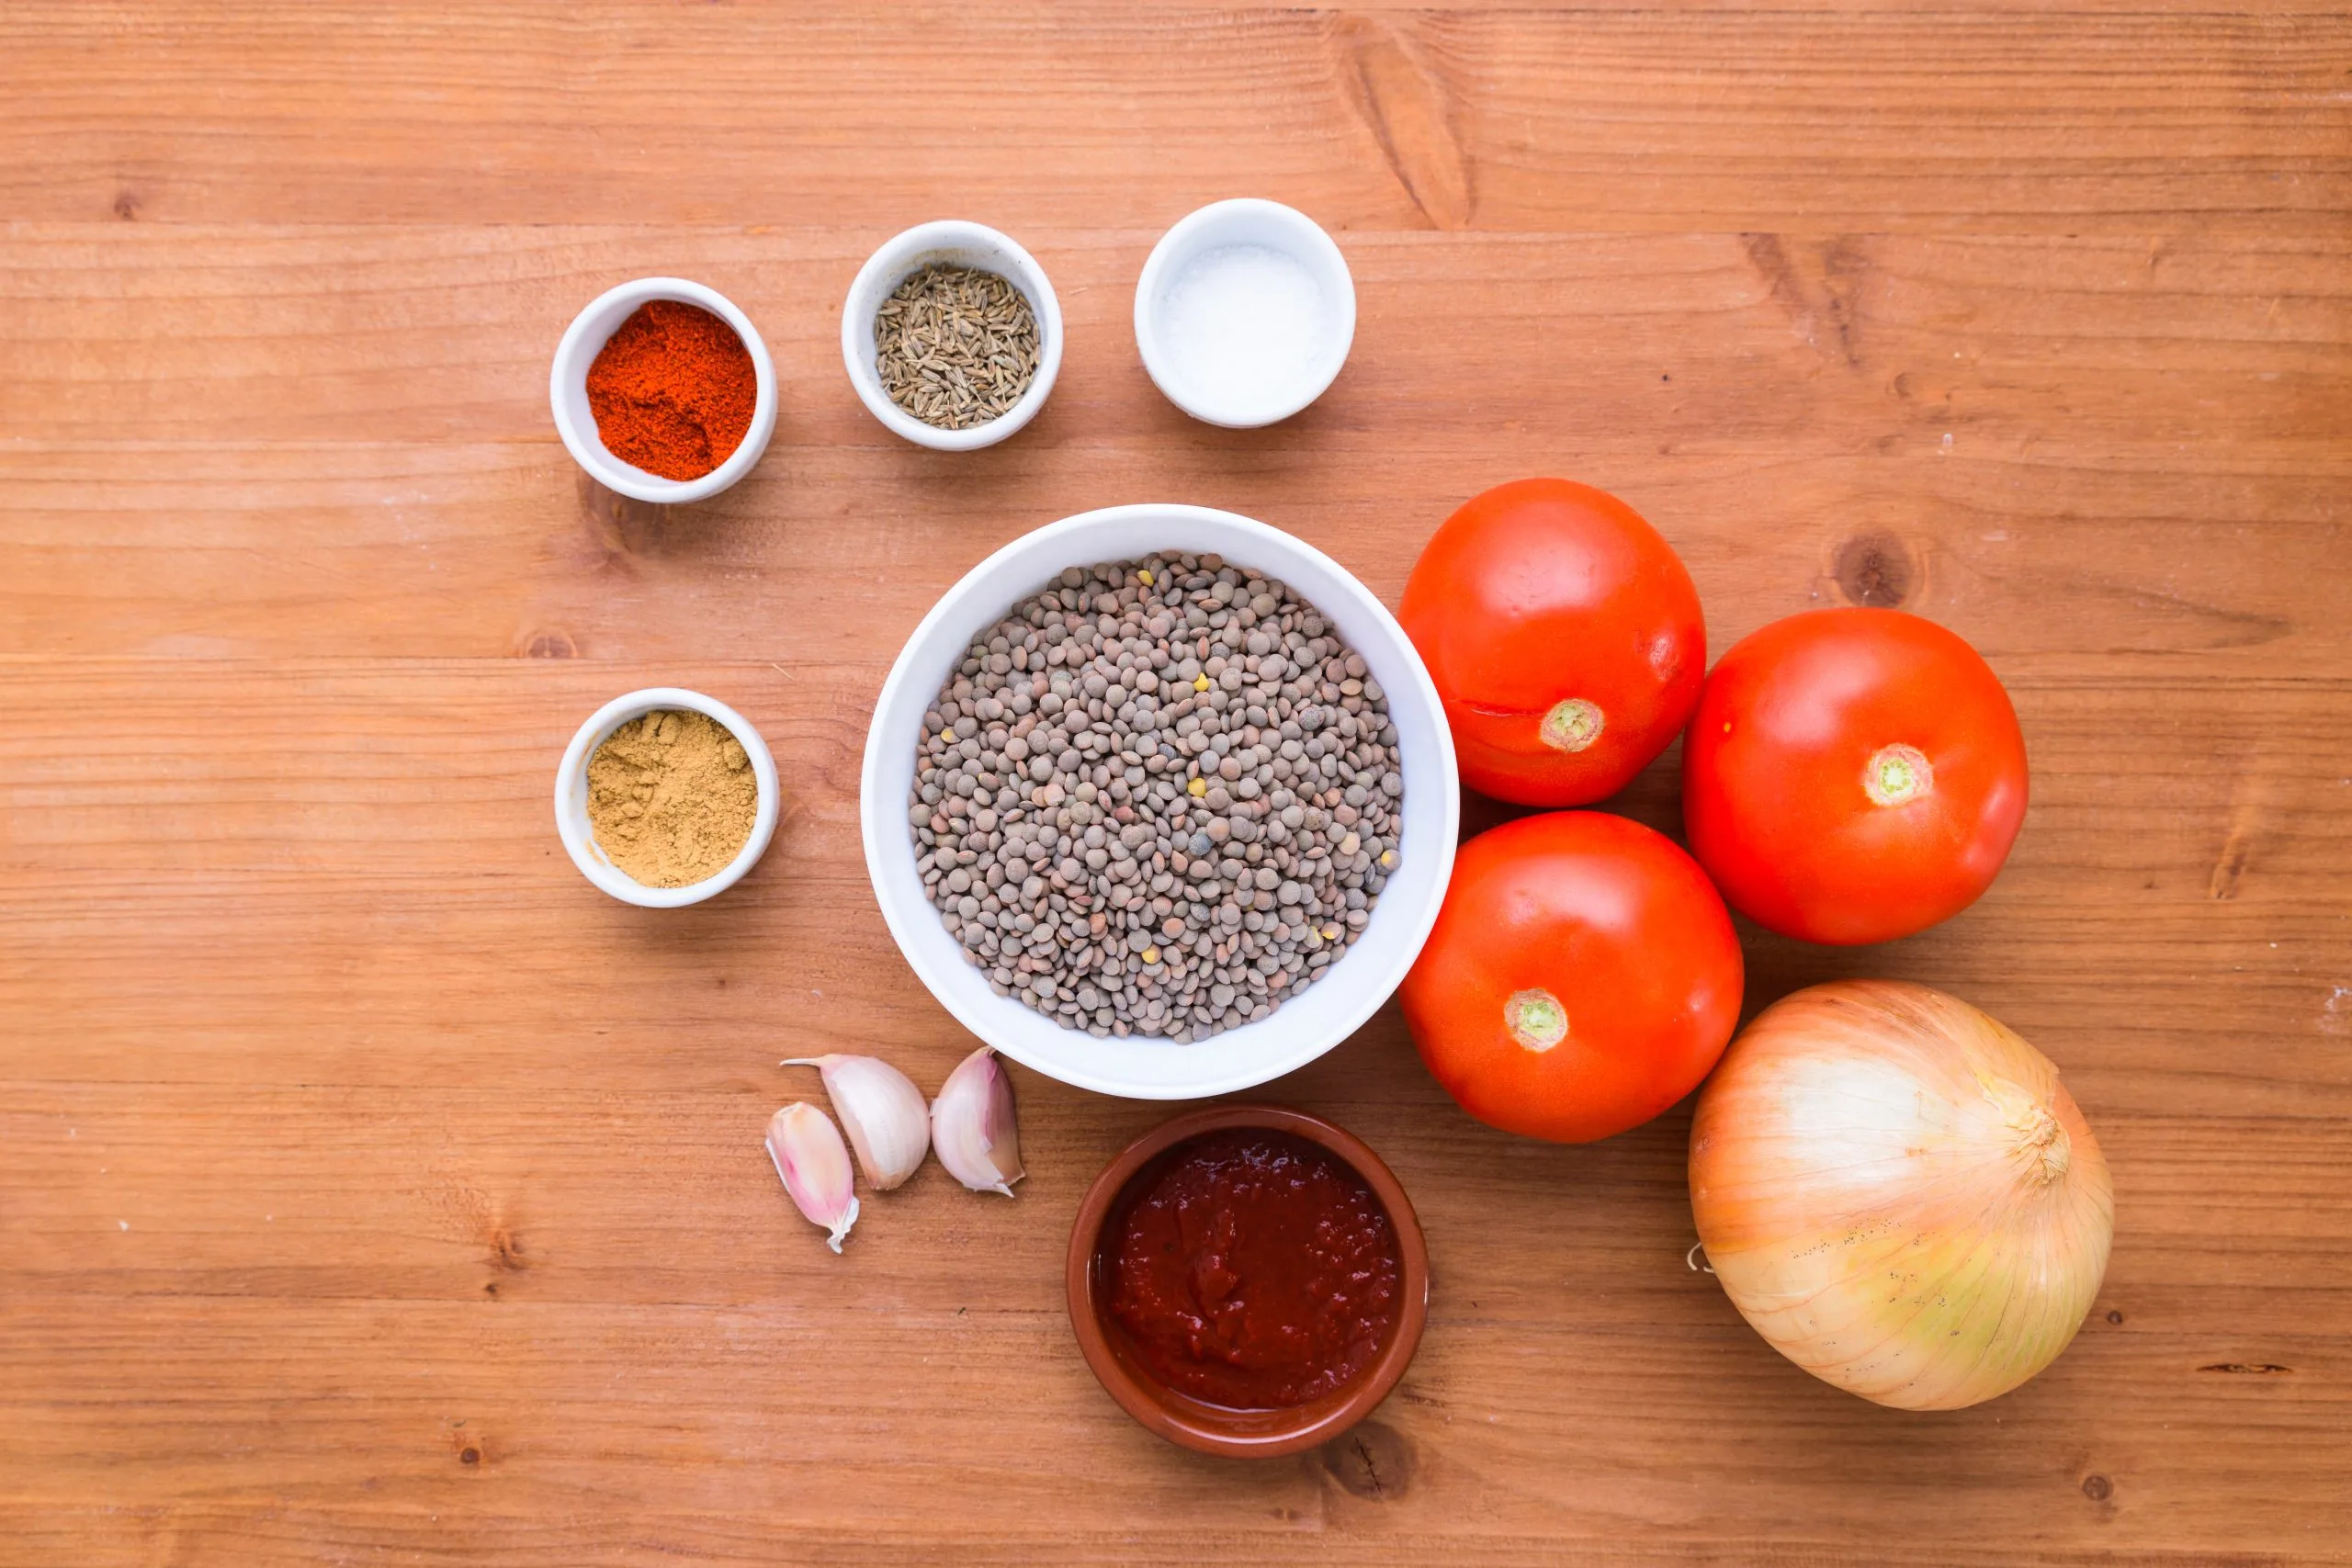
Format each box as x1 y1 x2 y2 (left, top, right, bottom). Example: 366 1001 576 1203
1864 742 1933 807
1540 699 1604 754
1506 988 1568 1053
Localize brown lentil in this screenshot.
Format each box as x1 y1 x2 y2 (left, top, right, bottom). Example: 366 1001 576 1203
909 553 1405 1043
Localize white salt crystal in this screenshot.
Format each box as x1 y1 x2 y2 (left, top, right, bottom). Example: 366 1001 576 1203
1159 244 1330 422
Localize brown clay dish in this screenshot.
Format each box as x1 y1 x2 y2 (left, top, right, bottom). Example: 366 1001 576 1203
1064 1103 1430 1459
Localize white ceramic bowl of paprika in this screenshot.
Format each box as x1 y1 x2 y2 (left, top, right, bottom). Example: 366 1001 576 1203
550 277 779 505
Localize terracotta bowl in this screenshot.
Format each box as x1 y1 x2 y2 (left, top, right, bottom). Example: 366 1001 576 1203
1065 1104 1430 1459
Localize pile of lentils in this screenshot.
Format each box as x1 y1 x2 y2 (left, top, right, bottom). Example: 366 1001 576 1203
910 553 1404 1043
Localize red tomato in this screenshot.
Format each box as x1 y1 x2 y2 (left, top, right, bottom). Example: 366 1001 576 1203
1400 811 1744 1144
1399 479 1704 807
1681 608 2029 946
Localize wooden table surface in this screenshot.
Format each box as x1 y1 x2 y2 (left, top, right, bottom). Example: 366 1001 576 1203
4 5 2347 1563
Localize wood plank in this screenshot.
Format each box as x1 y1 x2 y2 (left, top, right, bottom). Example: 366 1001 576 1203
0 1123 2340 1563
3 6 2345 233
4 441 2344 671
0 224 2344 670
6 1075 2343 1324
0 660 2345 1124
6 225 2340 449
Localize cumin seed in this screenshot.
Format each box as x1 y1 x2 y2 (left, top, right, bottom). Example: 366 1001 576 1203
876 265 1040 431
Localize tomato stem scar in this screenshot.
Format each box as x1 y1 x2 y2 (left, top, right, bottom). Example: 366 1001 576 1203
1505 988 1568 1052
1540 699 1604 753
1864 743 1933 807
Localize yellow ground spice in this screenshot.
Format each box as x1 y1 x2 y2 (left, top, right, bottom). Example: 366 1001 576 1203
586 709 759 887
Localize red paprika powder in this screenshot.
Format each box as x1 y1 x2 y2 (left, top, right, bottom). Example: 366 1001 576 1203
585 300 758 482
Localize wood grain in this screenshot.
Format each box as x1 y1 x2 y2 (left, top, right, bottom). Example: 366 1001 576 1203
1 3 2347 1564
5 6 2347 233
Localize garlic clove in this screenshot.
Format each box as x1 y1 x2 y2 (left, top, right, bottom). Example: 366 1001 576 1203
764 1103 860 1253
782 1054 931 1191
931 1044 1024 1197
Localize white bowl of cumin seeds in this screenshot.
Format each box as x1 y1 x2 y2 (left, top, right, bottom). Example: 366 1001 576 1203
860 504 1461 1101
842 220 1064 452
556 688 780 908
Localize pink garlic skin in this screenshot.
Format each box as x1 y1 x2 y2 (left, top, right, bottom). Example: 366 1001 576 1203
764 1103 860 1253
931 1045 1024 1197
784 1054 932 1191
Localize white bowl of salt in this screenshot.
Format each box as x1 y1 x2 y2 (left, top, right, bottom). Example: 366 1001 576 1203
1133 199 1356 429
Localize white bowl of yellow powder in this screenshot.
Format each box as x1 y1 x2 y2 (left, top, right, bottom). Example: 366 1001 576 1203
556 688 780 908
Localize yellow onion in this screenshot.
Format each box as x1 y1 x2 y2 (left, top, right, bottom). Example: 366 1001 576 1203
1689 980 2112 1410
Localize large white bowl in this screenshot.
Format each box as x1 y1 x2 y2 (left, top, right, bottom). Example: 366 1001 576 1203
859 504 1459 1100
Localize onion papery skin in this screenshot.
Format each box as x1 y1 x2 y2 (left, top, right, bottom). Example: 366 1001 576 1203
1690 980 2113 1411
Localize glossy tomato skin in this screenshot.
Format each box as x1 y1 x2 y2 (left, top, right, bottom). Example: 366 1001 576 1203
1398 479 1704 808
1681 608 2028 946
1400 810 1744 1144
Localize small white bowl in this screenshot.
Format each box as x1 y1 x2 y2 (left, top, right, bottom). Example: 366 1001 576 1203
550 277 779 504
859 504 1459 1100
841 220 1065 452
1134 199 1356 429
556 688 781 908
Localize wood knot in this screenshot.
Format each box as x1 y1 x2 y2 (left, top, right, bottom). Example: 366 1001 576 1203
1333 17 1470 230
2209 821 2252 901
1833 532 1917 607
489 1228 527 1272
458 1446 481 1466
517 627 577 660
2080 1473 2112 1502
1319 1419 1412 1500
113 190 141 220
1741 232 1866 367
2106 1309 2124 1325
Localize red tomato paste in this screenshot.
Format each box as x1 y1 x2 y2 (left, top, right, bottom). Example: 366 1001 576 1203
1103 1129 1402 1409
